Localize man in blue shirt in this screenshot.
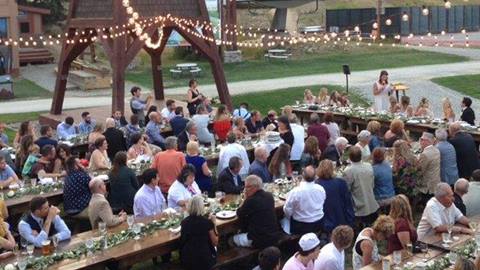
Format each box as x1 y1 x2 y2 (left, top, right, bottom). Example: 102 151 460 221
78 111 96 135
170 107 189 136
145 112 165 149
249 146 272 183
0 156 19 188
35 125 58 149
18 196 71 247
0 122 8 148
435 128 459 186
130 86 152 127
233 102 251 121
56 117 77 140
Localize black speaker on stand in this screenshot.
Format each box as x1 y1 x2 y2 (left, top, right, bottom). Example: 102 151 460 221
343 64 351 94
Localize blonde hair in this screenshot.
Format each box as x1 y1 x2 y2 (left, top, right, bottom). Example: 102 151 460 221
389 194 414 228
187 195 205 216
372 215 395 238
303 136 319 156
186 141 199 156
29 144 40 154
93 123 104 133
393 140 417 165
316 159 334 179
282 106 293 117
367 120 381 135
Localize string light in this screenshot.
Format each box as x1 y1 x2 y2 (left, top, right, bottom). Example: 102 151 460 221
385 19 392 26
444 0 452 9
422 6 429 16
402 12 409 22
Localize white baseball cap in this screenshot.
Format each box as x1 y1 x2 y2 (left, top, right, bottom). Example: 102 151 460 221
298 233 320 251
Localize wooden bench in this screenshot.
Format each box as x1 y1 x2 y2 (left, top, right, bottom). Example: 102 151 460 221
189 68 202 77
213 247 259 269
264 54 291 61
170 69 182 78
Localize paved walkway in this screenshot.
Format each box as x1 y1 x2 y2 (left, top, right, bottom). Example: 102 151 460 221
5 47 480 117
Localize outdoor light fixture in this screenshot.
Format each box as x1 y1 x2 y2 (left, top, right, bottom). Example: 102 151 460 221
402 12 409 22
444 0 452 9
354 26 360 32
422 6 429 16
372 22 379 29
385 19 392 26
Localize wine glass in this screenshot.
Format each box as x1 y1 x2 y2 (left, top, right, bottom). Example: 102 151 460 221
98 222 107 235
51 235 59 252
421 243 430 261
17 258 27 270
20 237 27 254
448 252 457 265
447 222 454 242
26 244 34 257
442 233 450 247
127 215 134 229
392 250 402 265
470 221 478 233
133 223 141 240
85 238 94 256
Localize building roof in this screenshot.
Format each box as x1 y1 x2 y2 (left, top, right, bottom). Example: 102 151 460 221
18 5 51 15
73 0 200 19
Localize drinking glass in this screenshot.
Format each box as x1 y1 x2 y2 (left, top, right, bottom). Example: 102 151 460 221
127 215 134 229
98 222 107 235
30 178 37 187
17 258 27 270
295 100 300 105
26 244 34 257
85 238 94 256
475 233 480 246
420 243 430 260
470 221 478 233
51 235 59 252
20 237 27 254
392 250 402 265
442 233 451 246
447 222 454 241
133 223 141 240
202 191 209 200
448 252 457 264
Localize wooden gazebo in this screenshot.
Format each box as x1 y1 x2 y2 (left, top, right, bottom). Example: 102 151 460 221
51 0 232 115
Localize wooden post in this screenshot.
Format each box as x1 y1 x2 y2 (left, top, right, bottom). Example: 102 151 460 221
228 0 238 50
51 45 71 114
376 0 382 39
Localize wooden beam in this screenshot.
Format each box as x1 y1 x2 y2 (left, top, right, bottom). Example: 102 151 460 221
125 25 158 66
69 18 115 28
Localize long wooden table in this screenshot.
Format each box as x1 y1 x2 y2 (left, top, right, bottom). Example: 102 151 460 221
2 188 64 218
292 107 480 143
3 195 286 269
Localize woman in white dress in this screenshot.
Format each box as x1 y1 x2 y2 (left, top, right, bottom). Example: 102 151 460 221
373 70 391 112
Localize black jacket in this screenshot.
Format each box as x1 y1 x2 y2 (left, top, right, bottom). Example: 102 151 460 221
237 190 281 249
461 107 476 126
322 144 340 165
454 192 466 216
177 131 189 152
449 132 480 178
103 128 127 161
217 168 244 194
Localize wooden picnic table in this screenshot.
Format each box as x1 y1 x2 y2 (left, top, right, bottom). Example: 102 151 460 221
2 188 64 218
3 195 286 269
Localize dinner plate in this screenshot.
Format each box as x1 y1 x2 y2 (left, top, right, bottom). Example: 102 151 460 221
216 210 236 219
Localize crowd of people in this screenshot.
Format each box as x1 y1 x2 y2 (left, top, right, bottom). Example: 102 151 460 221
0 78 480 270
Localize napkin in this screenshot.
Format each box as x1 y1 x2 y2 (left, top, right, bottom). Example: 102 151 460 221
8 183 20 189
39 178 54 185
96 175 109 181
168 226 181 234
163 208 177 215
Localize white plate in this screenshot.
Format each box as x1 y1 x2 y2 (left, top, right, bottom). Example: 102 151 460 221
216 210 236 219
406 120 420 124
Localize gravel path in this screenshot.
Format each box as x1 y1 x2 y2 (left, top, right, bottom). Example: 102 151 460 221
6 47 480 119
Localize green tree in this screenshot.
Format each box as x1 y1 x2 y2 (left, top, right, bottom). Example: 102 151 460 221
16 0 67 24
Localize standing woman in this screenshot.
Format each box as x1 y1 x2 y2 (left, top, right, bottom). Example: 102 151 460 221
268 143 292 179
373 70 391 112
277 116 294 147
14 121 36 149
180 195 218 270
187 79 205 116
442 97 456 123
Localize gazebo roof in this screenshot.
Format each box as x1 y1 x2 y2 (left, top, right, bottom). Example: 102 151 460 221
73 0 201 19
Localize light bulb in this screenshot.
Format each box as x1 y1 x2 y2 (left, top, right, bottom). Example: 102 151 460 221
372 22 378 29
422 7 429 16
402 13 409 22
444 0 451 9
385 19 392 26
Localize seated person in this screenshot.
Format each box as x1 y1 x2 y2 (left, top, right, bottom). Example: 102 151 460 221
168 164 201 209
0 216 16 259
249 146 272 183
217 132 250 176
178 121 198 152
192 105 215 145
88 177 127 229
283 166 326 235
133 169 167 218
88 138 111 171
18 196 71 247
127 133 152 160
232 117 248 140
233 102 251 120
0 122 8 148
170 107 189 137
161 99 177 122
56 116 77 140
212 105 232 142
0 156 20 188
262 110 278 130
246 111 263 134
252 246 281 270
87 123 105 145
145 112 166 149
35 125 58 149
322 137 349 166
315 225 355 270
63 157 91 218
78 111 96 135
232 175 281 249
417 183 472 240
112 110 128 128
30 145 63 179
283 233 321 269
218 156 244 195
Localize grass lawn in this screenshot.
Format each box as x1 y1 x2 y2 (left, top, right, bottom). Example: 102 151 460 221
0 79 52 102
127 47 467 89
0 111 44 140
231 85 369 115
431 74 480 99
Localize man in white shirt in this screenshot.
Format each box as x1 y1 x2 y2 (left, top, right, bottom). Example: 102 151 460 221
289 115 305 167
160 99 176 122
417 183 472 240
464 169 480 217
217 132 250 177
134 169 167 218
314 225 354 270
283 166 325 235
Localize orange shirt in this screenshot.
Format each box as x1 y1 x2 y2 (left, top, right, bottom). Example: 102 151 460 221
151 150 186 193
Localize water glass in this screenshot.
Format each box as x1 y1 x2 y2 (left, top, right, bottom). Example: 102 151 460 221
475 233 480 246
98 221 107 235
51 235 59 251
30 178 37 187
133 223 141 240
26 244 34 257
470 221 478 233
17 258 27 270
442 233 451 245
127 215 134 229
392 250 402 265
448 252 457 264
85 238 94 256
